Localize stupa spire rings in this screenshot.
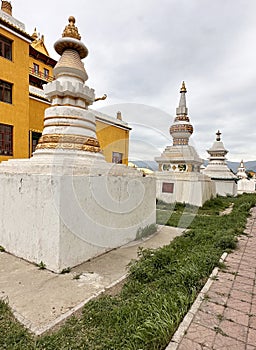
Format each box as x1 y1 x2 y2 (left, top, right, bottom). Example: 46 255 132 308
170 82 193 145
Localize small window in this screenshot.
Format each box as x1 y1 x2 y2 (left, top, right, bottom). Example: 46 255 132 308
31 131 41 155
112 152 123 164
33 63 39 75
0 35 12 60
0 123 13 156
44 68 49 78
0 80 12 104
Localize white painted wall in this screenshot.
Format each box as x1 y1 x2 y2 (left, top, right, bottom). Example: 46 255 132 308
214 180 237 197
237 178 255 194
155 172 215 207
0 172 156 272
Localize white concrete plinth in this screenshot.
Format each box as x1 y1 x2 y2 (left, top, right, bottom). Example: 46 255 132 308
237 178 255 195
211 179 237 197
0 167 155 272
155 172 215 207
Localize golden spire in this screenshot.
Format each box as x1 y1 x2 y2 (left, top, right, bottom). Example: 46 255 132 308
62 16 81 40
180 81 187 93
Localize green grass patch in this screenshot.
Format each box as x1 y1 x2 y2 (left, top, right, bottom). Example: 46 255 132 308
136 224 158 240
0 300 35 349
1 194 256 349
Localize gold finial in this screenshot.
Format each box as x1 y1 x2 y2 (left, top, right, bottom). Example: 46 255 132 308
62 16 81 40
94 94 107 102
180 81 187 93
31 28 38 41
1 1 12 16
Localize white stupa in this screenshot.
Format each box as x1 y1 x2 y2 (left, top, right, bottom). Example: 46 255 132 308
0 17 156 272
237 160 247 179
203 131 237 196
236 160 255 194
154 82 215 206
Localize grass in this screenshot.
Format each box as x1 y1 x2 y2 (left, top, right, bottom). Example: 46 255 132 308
156 195 234 227
37 261 46 270
136 224 158 240
0 300 35 349
0 193 256 349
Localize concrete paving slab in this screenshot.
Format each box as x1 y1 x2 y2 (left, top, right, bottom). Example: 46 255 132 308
0 225 184 335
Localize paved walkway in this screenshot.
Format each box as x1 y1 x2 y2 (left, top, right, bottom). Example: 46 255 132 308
0 225 184 335
168 207 256 350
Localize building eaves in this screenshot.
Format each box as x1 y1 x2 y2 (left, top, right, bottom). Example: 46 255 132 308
0 15 32 41
91 109 132 131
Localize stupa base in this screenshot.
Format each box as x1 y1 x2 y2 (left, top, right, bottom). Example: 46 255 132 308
0 158 155 272
155 171 215 207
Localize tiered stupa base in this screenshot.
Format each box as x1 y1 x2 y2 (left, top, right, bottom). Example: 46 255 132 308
155 171 215 207
203 163 237 196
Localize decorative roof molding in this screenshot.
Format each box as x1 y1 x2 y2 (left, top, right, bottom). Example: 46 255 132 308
0 8 25 32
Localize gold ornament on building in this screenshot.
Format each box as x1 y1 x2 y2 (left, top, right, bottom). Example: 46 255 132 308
62 16 81 40
1 1 12 16
31 28 38 41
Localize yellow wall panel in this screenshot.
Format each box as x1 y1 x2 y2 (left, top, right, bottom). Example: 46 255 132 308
96 120 129 165
0 27 30 162
29 97 48 131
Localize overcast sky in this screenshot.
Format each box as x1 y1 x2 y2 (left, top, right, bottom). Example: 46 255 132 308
12 0 256 162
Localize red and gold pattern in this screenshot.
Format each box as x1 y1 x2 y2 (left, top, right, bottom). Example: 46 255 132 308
35 134 101 153
170 124 193 134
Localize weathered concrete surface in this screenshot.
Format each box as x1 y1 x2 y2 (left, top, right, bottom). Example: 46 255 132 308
0 172 156 273
0 225 183 335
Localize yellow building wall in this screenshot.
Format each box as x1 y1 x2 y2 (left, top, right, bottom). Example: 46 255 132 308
0 27 30 162
28 97 49 155
29 97 48 131
96 120 129 165
29 56 54 82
